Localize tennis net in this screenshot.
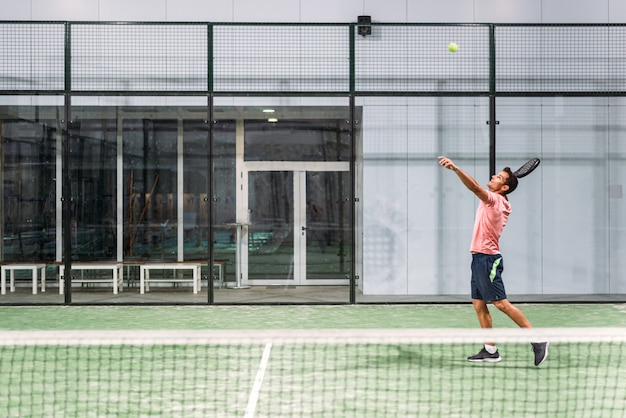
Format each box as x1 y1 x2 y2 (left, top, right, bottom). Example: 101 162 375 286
0 328 624 417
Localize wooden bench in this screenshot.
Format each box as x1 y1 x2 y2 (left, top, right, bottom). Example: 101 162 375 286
58 262 123 295
0 263 47 295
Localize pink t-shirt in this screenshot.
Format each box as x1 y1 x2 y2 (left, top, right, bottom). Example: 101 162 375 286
470 191 511 254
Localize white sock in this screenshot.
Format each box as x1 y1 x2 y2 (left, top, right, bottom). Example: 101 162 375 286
484 344 497 354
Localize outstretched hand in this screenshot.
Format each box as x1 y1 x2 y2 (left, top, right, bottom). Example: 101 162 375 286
438 156 457 171
438 155 489 201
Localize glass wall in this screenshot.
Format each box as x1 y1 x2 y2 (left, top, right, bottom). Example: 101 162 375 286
0 96 63 302
211 97 353 303
497 97 625 296
69 112 117 262
357 96 490 302
68 96 211 303
356 96 626 302
0 95 359 304
1 94 625 304
2 22 624 304
608 98 626 294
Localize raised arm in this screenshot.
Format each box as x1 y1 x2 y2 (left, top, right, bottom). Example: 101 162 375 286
438 156 489 202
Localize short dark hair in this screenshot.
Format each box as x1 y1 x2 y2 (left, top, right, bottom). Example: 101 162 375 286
503 167 518 195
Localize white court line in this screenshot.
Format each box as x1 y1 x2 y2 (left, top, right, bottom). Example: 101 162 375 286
244 342 273 418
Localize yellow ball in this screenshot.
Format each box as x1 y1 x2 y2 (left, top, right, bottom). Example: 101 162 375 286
448 42 458 53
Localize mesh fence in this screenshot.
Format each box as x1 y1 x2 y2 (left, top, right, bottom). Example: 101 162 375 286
2 22 626 94
71 23 208 92
496 25 626 93
355 24 491 93
0 23 65 91
213 24 349 93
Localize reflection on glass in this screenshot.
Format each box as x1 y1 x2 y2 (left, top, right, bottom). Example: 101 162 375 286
123 119 178 261
211 121 237 281
305 171 350 280
244 119 350 162
182 121 209 261
69 108 211 264
70 119 117 260
248 171 294 280
213 105 353 290
1 108 59 262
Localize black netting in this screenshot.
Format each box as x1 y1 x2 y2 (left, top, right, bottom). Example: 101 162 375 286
0 24 65 91
71 24 208 92
2 22 626 94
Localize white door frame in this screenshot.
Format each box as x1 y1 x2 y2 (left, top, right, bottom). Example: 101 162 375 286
238 161 350 286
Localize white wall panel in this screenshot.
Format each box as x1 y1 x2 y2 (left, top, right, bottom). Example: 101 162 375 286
406 163 439 294
166 0 234 22
301 0 363 22
0 0 31 19
31 0 100 20
361 99 409 295
233 0 300 22
365 0 408 23
608 0 626 23
408 0 475 23
542 0 608 23
608 98 626 293
3 0 624 23
476 0 542 23
99 0 167 21
362 161 410 295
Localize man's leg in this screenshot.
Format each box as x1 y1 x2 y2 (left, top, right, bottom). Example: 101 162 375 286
468 299 501 362
473 298 494 345
492 299 532 328
493 299 549 366
472 298 493 329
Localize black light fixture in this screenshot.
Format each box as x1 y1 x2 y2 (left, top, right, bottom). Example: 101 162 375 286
357 15 372 37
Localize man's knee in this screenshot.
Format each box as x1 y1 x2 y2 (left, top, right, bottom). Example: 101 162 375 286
472 299 489 312
492 299 512 312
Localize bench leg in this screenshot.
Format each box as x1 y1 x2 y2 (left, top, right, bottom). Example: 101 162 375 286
140 268 145 294
59 266 65 295
213 263 224 288
193 266 199 294
1 269 6 295
31 268 37 295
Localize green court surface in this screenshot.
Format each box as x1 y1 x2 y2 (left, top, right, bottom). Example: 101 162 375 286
0 304 625 417
1 303 625 330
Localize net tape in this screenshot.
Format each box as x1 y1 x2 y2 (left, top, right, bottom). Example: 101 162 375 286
1 327 625 345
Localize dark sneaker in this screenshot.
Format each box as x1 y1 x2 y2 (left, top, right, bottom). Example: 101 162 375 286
531 342 549 366
467 347 501 363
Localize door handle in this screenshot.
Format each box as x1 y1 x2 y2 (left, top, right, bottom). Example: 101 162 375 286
301 226 307 231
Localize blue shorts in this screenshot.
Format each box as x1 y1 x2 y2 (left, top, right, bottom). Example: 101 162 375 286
471 253 507 303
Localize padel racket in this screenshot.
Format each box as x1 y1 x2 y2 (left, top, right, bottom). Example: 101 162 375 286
513 158 540 178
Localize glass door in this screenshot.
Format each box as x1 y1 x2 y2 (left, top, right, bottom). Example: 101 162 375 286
245 167 349 285
211 96 354 301
247 171 294 282
302 171 351 284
